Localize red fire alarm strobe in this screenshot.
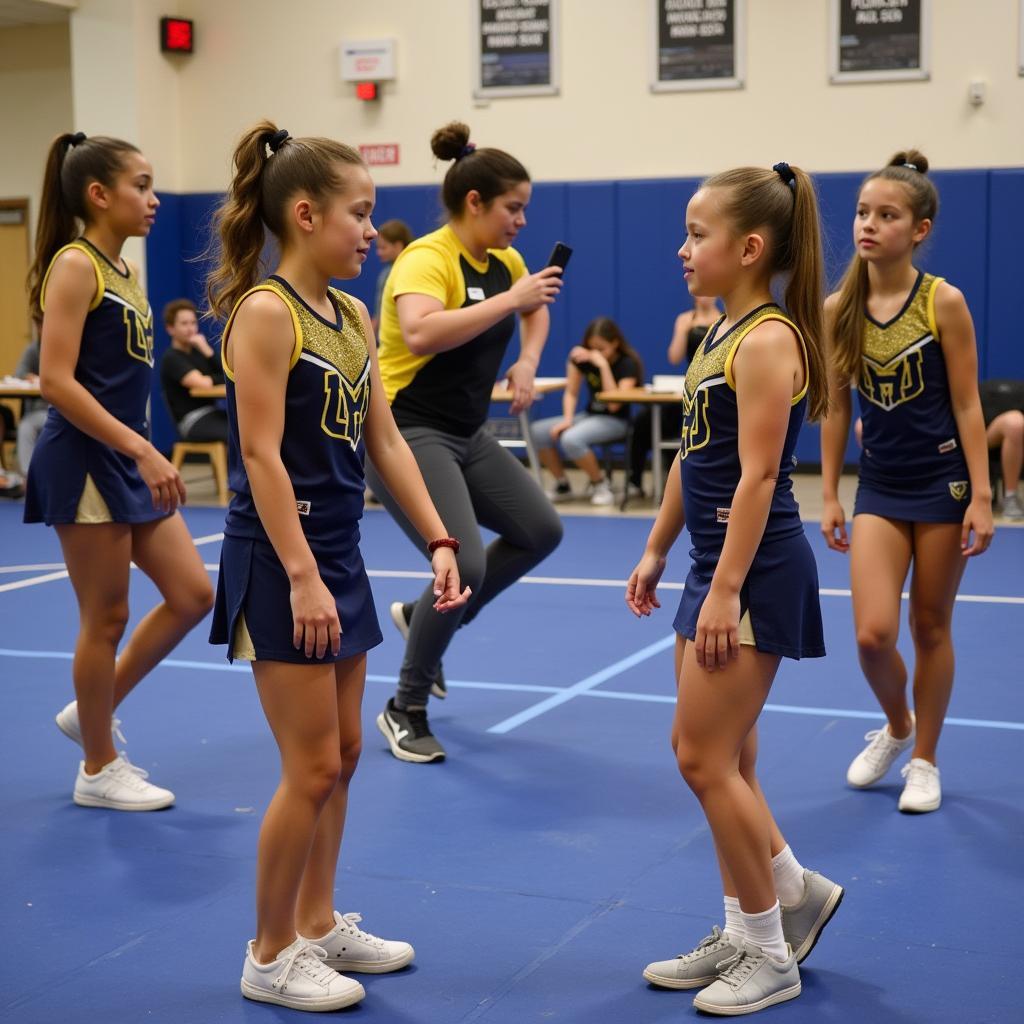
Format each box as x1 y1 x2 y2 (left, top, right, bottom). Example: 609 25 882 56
356 82 377 101
160 17 193 54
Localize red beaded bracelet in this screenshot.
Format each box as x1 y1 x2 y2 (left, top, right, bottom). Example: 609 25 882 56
428 537 460 556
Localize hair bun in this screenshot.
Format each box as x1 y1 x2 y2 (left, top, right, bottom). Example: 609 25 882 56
431 121 471 162
888 149 929 175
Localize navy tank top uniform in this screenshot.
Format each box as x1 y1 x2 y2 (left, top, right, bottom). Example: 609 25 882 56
853 271 969 523
673 304 825 660
209 277 383 663
24 239 163 525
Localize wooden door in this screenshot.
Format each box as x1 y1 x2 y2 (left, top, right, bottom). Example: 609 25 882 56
0 200 31 376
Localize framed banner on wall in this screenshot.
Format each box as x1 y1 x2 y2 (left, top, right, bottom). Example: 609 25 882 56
473 0 559 98
651 0 744 92
830 0 930 84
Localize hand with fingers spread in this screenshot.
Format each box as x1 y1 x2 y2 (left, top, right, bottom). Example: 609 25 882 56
961 497 994 557
626 551 667 618
694 585 741 672
289 570 342 659
136 443 187 513
429 546 471 613
821 497 849 553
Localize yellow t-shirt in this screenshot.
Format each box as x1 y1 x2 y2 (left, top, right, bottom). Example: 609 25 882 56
377 224 528 437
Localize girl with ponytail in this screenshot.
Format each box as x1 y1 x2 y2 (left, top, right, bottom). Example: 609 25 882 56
24 133 212 813
821 151 993 815
206 121 468 1011
626 164 841 1015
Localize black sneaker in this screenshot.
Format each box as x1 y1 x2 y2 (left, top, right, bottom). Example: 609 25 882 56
376 698 446 763
389 601 447 699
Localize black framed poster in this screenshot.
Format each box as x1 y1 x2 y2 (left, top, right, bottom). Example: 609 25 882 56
830 0 930 83
473 0 559 97
651 0 744 92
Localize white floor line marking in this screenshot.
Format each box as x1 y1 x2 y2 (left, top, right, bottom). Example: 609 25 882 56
487 634 678 735
0 564 66 574
1 646 1021 731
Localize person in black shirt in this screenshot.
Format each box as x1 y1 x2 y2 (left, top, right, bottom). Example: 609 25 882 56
159 298 228 443
531 317 642 505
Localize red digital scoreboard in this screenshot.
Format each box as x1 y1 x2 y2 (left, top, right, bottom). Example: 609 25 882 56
160 17 193 54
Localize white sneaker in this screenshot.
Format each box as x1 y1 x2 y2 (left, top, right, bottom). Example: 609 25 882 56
73 754 175 811
55 700 126 749
545 479 573 503
301 911 414 974
241 938 365 1011
588 479 615 506
899 758 942 813
1002 492 1024 520
846 713 915 788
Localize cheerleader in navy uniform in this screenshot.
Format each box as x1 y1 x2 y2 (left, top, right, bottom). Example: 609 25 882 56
821 151 993 814
206 122 469 1013
626 165 842 1015
25 133 213 811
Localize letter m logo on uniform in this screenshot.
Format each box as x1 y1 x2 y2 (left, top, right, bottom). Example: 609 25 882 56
859 347 926 412
321 368 370 450
679 386 712 462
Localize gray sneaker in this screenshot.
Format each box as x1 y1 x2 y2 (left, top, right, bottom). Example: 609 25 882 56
376 699 446 763
1001 492 1024 521
643 926 739 989
782 870 844 963
389 601 447 699
692 941 801 1016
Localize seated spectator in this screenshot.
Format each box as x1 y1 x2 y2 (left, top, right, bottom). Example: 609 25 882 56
14 327 49 472
531 317 641 506
159 298 228 443
371 219 413 333
979 378 1024 520
627 295 720 497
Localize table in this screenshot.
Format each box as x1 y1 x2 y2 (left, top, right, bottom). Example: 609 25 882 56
595 386 683 505
490 377 566 483
0 382 42 399
190 378 569 485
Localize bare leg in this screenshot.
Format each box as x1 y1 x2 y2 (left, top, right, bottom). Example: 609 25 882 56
538 445 566 480
294 654 367 939
850 514 915 738
987 411 1024 494
907 523 966 764
113 513 213 707
573 450 603 484
673 643 781 913
252 660 343 964
55 523 132 774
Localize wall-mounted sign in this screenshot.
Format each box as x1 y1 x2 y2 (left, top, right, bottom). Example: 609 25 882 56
651 0 744 93
339 39 396 82
359 144 400 166
830 0 930 84
474 0 558 98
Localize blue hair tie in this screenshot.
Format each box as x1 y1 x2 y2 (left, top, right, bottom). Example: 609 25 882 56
457 143 477 160
772 162 796 190
268 129 291 154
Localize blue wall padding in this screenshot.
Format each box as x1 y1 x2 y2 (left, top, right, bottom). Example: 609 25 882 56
147 168 1022 461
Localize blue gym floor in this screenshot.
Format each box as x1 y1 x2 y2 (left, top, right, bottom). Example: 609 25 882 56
1 502 1021 1023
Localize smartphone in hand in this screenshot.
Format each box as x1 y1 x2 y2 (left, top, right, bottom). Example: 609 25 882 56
546 242 573 273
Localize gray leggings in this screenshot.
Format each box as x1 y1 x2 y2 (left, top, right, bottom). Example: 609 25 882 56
365 424 563 708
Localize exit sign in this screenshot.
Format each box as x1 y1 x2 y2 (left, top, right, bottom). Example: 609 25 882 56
359 144 400 166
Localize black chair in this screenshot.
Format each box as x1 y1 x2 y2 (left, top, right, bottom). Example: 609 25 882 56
979 379 1024 504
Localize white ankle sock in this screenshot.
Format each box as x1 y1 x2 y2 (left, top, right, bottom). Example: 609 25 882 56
771 845 806 906
723 896 745 942
740 901 788 962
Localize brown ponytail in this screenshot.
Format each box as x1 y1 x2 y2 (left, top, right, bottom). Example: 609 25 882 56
431 121 530 218
830 149 938 382
703 164 828 421
28 132 139 317
207 121 364 321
